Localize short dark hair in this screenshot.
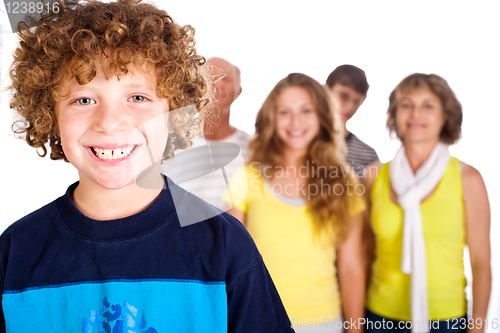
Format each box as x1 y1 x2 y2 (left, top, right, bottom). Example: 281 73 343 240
387 73 462 144
325 65 369 96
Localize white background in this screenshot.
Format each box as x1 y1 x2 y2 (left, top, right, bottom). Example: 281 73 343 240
1 0 499 328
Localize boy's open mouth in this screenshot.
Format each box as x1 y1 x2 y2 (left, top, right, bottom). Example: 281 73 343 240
90 146 137 160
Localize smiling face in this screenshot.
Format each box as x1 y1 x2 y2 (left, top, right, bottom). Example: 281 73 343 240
275 86 320 156
329 83 365 125
395 87 445 145
56 64 170 191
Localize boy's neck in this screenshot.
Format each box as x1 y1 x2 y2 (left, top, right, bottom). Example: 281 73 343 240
72 176 163 221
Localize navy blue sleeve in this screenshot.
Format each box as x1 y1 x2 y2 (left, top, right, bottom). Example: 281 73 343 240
227 257 294 332
218 212 293 333
0 260 6 333
0 225 12 333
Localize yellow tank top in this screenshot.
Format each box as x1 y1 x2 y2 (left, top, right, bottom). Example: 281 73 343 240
229 165 365 324
367 157 467 320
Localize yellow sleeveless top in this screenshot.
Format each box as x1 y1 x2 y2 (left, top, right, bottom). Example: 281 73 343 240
367 157 467 320
229 165 365 324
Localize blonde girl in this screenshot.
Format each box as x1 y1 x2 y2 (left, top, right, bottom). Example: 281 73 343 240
229 73 365 332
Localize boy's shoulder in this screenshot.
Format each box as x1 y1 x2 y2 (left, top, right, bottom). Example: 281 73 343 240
347 132 377 153
346 132 379 163
0 194 59 242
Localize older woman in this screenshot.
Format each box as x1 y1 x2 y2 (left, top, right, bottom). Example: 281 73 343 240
364 73 490 333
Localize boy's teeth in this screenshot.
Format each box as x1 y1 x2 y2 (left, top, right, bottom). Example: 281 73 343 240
92 146 135 160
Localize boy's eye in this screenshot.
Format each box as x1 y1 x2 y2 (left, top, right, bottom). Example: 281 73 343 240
130 95 147 102
77 98 96 105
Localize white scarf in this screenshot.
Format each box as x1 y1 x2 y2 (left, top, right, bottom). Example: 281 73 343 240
389 142 451 333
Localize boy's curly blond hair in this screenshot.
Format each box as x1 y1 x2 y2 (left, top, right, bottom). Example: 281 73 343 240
9 0 211 161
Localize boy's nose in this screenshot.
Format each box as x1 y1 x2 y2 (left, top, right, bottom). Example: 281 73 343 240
93 102 131 134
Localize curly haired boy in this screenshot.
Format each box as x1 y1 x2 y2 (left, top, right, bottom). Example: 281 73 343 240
0 1 293 332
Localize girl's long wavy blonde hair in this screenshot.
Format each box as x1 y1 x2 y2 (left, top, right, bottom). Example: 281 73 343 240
249 73 358 242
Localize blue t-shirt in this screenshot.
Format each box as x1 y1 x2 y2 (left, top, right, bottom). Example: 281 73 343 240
0 180 293 332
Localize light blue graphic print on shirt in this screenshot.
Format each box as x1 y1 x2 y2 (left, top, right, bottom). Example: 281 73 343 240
3 279 227 333
81 297 158 333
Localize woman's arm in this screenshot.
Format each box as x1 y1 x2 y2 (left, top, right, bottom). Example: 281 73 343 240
227 208 246 226
337 212 365 332
462 164 491 332
362 162 381 289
